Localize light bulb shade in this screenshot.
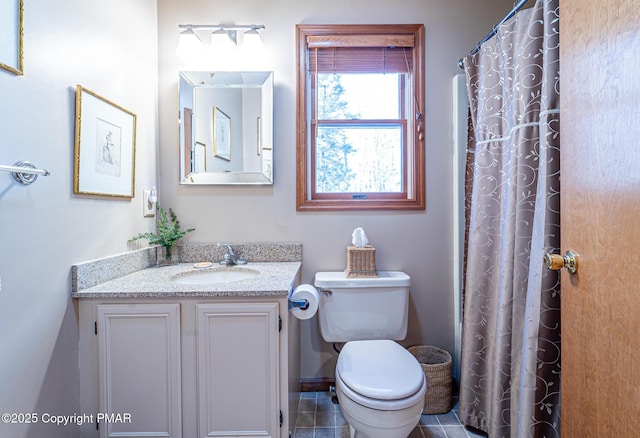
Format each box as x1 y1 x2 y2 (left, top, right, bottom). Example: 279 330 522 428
210 29 236 50
178 28 201 48
243 29 263 50
176 28 202 60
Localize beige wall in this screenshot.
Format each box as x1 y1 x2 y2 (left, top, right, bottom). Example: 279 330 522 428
158 0 514 379
0 1 158 437
0 1 518 435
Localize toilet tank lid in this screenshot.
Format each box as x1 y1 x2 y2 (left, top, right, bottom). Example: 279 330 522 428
314 271 411 288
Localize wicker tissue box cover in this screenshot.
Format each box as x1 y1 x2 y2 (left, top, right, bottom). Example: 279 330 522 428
345 245 378 277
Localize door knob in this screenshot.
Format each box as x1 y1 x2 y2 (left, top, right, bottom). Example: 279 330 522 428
544 250 579 274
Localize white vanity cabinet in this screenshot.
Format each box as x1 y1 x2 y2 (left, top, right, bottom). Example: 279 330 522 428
78 297 297 438
95 303 182 438
195 303 280 437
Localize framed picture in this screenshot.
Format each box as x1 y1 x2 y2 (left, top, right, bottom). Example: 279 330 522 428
193 141 207 173
213 106 231 161
0 0 24 75
74 85 137 198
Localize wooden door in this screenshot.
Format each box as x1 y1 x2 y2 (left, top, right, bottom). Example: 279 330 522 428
560 0 640 436
183 107 193 178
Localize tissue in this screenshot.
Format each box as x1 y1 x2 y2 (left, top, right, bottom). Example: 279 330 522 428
351 227 369 248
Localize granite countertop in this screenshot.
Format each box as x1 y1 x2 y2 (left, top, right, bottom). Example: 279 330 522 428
72 262 302 298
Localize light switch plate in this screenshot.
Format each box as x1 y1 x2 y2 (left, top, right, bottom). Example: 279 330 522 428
143 190 156 217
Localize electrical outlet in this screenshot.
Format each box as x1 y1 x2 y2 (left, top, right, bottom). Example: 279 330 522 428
143 190 156 217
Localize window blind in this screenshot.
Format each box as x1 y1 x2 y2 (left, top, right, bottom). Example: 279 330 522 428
306 34 414 74
308 47 413 74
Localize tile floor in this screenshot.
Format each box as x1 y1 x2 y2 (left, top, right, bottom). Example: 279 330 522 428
293 391 487 438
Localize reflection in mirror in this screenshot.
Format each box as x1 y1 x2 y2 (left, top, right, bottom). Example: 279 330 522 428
179 71 273 185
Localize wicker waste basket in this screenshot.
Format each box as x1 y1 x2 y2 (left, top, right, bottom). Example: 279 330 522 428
408 345 453 414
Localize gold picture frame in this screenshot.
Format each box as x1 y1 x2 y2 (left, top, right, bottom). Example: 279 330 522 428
73 85 137 198
0 0 24 75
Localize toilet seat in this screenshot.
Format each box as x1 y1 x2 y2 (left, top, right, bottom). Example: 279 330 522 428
336 340 426 411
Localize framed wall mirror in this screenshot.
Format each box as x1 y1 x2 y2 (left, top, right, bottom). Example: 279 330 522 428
179 71 273 185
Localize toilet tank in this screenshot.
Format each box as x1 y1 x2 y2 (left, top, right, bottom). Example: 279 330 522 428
314 271 411 343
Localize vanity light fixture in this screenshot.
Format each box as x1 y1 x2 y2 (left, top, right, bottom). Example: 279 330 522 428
176 24 265 57
176 27 202 60
242 27 263 50
211 28 236 50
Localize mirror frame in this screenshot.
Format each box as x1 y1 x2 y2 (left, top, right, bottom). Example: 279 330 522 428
179 71 274 185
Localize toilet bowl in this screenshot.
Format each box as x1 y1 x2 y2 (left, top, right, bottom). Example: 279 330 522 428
314 271 425 437
335 340 427 438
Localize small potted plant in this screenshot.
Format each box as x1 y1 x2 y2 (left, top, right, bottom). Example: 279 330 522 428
129 205 195 266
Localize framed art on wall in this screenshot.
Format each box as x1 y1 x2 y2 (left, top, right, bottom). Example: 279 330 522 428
74 85 137 198
0 0 24 75
194 141 206 173
213 106 231 161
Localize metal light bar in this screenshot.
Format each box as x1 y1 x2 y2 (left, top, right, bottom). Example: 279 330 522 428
177 24 265 57
178 24 265 31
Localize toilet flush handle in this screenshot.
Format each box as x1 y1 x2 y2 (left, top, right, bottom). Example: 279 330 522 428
544 250 579 274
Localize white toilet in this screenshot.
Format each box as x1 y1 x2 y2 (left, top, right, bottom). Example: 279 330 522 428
314 271 427 438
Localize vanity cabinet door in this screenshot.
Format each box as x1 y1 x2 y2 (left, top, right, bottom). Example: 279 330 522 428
196 302 280 438
97 304 182 438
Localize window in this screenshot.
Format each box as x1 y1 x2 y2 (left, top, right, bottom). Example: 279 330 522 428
296 24 425 211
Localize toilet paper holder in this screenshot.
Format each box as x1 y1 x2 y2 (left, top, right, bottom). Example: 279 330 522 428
288 286 330 311
288 298 310 311
288 284 324 320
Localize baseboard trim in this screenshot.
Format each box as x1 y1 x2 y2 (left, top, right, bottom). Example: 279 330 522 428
300 377 335 392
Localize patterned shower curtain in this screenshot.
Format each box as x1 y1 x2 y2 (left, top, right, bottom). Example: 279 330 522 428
459 1 561 437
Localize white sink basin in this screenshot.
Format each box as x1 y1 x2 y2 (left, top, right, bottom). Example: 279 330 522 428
171 268 260 285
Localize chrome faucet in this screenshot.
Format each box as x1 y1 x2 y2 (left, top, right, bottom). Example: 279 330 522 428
217 243 247 265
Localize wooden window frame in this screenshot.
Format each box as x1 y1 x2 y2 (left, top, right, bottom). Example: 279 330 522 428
296 24 425 211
